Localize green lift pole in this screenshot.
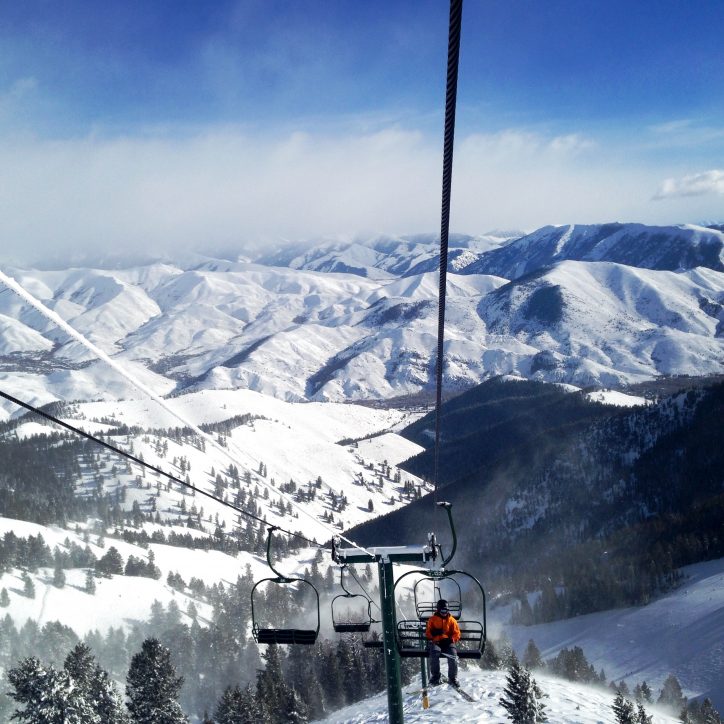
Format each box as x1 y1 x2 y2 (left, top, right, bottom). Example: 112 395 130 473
333 544 435 724
379 558 404 724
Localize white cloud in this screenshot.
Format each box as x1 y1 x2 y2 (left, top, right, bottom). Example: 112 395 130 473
653 170 724 200
0 125 717 264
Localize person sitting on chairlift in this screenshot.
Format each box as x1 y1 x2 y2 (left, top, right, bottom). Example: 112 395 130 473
425 598 461 686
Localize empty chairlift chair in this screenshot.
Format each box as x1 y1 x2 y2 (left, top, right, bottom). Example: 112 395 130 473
251 526 320 645
331 565 374 633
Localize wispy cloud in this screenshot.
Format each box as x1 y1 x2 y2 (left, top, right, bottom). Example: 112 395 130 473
653 170 724 200
0 124 717 265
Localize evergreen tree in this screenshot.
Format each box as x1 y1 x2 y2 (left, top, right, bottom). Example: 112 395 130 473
213 684 255 724
634 681 653 703
636 702 652 724
478 637 501 670
64 642 129 723
126 638 188 723
53 561 66 588
499 655 548 723
699 699 722 724
96 546 124 577
8 656 98 723
22 572 35 599
612 693 636 724
657 674 686 711
284 687 309 724
0 587 9 607
256 645 291 724
522 639 544 670
85 569 96 594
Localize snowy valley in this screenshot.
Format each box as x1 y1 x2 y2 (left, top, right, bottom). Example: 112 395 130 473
0 222 722 722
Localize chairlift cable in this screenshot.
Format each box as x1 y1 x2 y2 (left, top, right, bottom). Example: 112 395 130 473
433 0 463 506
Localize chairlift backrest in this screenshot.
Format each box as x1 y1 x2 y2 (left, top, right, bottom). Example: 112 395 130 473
331 564 374 633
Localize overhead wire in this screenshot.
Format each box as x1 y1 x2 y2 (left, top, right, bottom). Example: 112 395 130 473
433 0 463 505
0 268 377 559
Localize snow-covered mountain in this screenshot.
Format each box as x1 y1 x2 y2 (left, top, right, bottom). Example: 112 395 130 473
0 222 723 411
255 231 518 279
463 222 724 280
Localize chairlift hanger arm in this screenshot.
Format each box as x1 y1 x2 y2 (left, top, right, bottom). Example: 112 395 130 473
264 526 292 582
436 501 457 568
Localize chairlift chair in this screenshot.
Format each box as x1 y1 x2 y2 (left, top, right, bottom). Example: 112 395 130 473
393 503 486 659
251 526 320 645
331 565 374 633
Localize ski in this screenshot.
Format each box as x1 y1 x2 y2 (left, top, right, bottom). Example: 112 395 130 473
449 682 476 702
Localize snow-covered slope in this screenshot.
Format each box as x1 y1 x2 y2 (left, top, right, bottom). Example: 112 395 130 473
319 669 680 723
478 260 724 387
1 223 723 406
2 388 428 542
506 558 724 709
464 223 724 280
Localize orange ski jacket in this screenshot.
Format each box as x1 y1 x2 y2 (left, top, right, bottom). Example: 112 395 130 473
425 613 461 643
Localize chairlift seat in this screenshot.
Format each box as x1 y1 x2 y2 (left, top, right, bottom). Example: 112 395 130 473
333 622 372 633
363 640 383 649
255 628 318 645
396 619 484 658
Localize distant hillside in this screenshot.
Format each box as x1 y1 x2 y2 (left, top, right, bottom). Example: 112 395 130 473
347 377 724 620
463 223 724 280
2 222 722 408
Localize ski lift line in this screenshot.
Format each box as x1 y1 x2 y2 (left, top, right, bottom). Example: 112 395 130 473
433 0 463 504
0 389 321 548
0 268 376 560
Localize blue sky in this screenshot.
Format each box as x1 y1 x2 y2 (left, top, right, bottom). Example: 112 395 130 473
1 0 723 260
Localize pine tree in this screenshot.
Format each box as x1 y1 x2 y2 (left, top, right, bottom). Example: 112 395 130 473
612 693 636 724
657 674 686 711
499 654 548 723
8 656 98 723
22 572 35 599
53 561 66 588
636 681 653 703
64 642 129 723
214 684 252 724
700 698 722 724
85 569 96 594
256 644 291 723
126 638 188 723
635 702 652 724
0 587 9 606
96 546 124 577
284 687 309 724
522 639 544 670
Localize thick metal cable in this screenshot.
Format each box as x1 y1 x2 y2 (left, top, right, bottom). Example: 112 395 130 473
0 389 321 548
434 0 463 501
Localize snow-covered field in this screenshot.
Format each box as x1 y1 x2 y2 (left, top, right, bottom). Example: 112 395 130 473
1 223 723 408
3 388 428 542
506 558 724 709
319 669 681 723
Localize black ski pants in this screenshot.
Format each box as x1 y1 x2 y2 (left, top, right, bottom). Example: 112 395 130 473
428 641 458 681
